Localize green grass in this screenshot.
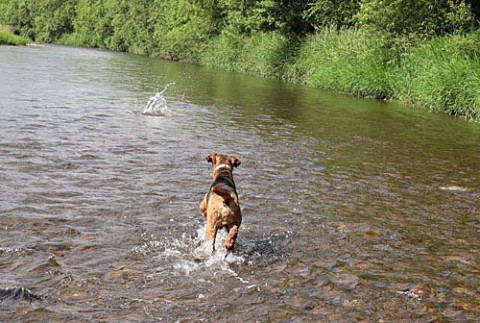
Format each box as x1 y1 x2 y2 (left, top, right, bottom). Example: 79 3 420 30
202 31 299 81
57 33 89 47
0 28 31 45
235 32 300 80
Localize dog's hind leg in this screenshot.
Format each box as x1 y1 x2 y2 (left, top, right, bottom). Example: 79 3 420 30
224 225 239 252
206 223 218 255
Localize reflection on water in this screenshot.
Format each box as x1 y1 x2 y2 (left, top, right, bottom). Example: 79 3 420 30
0 45 479 321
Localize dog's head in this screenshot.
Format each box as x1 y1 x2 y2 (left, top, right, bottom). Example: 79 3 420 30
206 153 241 177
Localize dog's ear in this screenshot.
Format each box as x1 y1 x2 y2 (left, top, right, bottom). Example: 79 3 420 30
206 154 215 164
229 156 241 168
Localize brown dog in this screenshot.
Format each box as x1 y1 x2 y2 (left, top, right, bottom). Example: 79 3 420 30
199 153 241 254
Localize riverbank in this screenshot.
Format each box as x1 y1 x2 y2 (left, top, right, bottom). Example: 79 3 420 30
51 28 480 122
0 27 30 46
201 29 480 121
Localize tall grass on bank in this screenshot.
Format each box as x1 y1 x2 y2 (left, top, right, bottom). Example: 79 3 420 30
202 31 300 81
201 31 241 71
57 33 89 47
203 28 394 99
202 27 480 121
0 28 31 45
394 32 480 120
293 28 393 99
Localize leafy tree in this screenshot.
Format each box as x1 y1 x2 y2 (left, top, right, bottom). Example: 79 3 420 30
150 0 214 61
126 0 155 54
213 0 306 35
464 0 480 21
33 0 76 42
304 0 360 30
73 0 114 48
355 0 475 38
0 0 36 39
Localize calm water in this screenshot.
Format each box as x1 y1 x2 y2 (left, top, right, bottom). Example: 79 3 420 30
0 45 479 322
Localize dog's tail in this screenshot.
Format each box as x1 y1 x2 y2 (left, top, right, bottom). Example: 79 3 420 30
211 185 238 203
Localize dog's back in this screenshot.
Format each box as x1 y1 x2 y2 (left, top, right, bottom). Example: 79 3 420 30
208 172 238 203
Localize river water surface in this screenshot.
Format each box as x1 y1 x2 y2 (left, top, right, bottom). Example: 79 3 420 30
0 45 479 322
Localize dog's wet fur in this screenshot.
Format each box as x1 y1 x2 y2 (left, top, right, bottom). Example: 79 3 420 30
199 153 241 254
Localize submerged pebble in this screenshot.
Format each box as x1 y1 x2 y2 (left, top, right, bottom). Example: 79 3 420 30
331 274 359 291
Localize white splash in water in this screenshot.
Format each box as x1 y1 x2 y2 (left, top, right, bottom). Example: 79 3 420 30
193 224 245 265
142 83 175 116
439 185 469 192
146 223 247 285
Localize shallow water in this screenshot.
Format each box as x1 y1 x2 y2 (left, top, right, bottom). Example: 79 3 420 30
0 45 479 322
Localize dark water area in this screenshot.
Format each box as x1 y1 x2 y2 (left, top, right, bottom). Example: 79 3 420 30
0 45 479 322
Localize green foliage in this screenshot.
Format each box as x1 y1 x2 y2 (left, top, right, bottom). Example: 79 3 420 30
98 0 155 54
67 0 153 53
33 0 76 42
72 0 114 48
304 0 360 30
0 0 76 42
150 0 213 61
200 29 243 70
203 25 480 120
356 0 475 38
56 32 86 47
211 0 306 35
243 32 302 81
0 0 36 39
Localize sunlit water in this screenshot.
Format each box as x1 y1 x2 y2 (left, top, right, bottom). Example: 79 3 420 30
0 45 479 322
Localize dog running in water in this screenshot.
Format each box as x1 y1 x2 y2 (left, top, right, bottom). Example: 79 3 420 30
199 153 241 254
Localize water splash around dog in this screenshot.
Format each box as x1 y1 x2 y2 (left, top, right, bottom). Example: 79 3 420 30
144 223 245 269
133 223 250 294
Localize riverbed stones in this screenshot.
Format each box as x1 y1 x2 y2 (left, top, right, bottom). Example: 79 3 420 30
397 285 432 300
331 273 359 291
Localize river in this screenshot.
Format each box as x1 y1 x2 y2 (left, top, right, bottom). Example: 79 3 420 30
0 45 479 322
